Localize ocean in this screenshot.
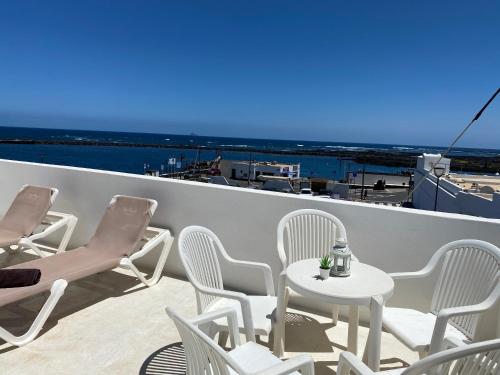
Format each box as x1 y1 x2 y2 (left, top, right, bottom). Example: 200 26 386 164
0 126 498 179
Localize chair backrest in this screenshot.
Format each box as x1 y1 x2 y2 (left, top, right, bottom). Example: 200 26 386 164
178 226 225 313
277 209 347 269
0 185 57 236
430 240 500 339
86 195 156 258
402 338 500 375
166 307 243 375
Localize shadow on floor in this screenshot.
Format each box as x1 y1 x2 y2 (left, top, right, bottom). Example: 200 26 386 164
379 357 410 372
0 250 152 353
139 342 186 375
284 311 337 353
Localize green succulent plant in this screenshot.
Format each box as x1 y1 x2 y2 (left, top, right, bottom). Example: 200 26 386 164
319 255 332 269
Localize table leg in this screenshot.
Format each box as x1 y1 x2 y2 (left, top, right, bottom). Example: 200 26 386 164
365 295 384 371
332 304 340 325
347 305 359 354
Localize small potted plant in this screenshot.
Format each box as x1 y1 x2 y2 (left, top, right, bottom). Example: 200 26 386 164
319 255 332 280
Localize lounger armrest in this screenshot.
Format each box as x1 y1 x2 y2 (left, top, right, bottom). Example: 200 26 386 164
196 284 256 342
28 211 77 242
224 258 275 296
337 352 374 375
188 307 241 347
128 227 172 261
256 354 315 375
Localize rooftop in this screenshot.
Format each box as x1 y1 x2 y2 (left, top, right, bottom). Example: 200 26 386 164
0 158 499 374
447 173 500 198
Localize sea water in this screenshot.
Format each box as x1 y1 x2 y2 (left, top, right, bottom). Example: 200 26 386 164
0 126 498 179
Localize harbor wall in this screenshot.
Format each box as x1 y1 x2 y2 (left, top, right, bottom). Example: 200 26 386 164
0 159 499 338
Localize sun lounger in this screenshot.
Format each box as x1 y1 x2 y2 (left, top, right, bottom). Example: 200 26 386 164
0 185 77 258
0 195 173 347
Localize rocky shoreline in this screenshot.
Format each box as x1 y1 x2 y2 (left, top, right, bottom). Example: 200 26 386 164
1 139 499 174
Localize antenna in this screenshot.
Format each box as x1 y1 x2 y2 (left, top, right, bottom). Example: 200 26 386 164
409 88 499 200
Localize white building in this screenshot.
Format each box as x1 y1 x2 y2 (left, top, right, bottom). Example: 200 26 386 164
220 160 300 180
413 153 500 218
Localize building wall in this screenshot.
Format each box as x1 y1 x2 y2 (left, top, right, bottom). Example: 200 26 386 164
0 159 499 337
413 166 500 219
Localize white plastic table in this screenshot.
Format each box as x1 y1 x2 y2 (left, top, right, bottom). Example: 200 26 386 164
277 259 394 371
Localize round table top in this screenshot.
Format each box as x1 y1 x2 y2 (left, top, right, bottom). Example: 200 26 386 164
286 259 394 305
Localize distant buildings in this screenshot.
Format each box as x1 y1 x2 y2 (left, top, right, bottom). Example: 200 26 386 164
413 154 500 218
219 160 300 181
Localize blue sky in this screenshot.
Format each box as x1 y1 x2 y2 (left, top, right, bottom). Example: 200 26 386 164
0 1 499 147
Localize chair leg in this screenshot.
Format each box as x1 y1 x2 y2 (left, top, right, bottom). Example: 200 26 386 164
418 350 427 359
0 279 67 347
347 305 359 355
218 331 229 347
332 304 340 325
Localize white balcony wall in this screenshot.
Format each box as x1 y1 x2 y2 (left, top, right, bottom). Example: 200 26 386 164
0 159 499 338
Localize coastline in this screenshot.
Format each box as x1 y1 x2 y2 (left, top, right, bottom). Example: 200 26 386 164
1 139 498 174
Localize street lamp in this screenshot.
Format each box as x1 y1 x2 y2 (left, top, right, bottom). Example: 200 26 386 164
433 164 446 211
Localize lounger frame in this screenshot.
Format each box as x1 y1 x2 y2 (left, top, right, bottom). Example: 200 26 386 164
16 211 78 257
1 186 77 257
0 196 173 347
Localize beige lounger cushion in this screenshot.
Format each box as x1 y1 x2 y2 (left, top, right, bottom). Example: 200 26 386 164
0 196 153 307
87 195 152 258
0 186 53 247
0 229 23 248
0 247 119 307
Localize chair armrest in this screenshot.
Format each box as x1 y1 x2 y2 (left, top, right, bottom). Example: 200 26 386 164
439 303 492 319
430 286 500 354
128 228 172 261
225 258 275 296
389 250 444 280
188 307 241 348
196 284 256 342
389 269 432 280
337 352 374 375
255 354 314 375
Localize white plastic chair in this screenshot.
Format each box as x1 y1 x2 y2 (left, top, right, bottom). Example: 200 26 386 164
178 226 277 345
166 306 315 375
275 209 354 354
383 239 500 357
338 337 500 375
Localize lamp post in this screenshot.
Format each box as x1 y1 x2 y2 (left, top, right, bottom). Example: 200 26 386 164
433 164 446 211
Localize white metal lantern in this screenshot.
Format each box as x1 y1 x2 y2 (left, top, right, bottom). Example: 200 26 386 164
330 238 352 277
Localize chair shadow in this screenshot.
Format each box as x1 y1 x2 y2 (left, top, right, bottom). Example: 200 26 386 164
0 248 42 268
0 250 153 353
139 342 187 375
379 357 410 371
282 311 410 375
283 311 338 353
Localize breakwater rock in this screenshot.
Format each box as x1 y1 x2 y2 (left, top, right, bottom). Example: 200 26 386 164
1 139 499 174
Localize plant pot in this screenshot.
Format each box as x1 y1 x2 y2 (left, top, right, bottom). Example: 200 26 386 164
319 267 330 280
